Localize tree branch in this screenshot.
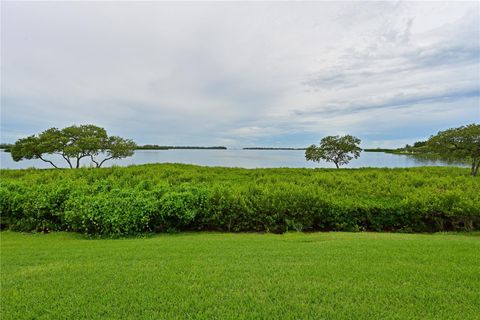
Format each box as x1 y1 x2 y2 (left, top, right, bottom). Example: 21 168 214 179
90 155 100 168
73 153 93 168
98 156 114 168
61 154 73 168
38 155 59 169
474 158 480 177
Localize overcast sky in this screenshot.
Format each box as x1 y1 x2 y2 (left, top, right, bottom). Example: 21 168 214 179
1 1 479 147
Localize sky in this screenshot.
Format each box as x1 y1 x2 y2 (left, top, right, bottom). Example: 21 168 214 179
1 1 479 148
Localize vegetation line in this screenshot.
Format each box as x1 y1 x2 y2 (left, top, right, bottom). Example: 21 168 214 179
1 164 478 237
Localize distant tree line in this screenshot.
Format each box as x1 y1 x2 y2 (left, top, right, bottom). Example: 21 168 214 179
0 143 13 151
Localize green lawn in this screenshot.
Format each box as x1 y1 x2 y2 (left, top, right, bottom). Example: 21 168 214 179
1 232 479 319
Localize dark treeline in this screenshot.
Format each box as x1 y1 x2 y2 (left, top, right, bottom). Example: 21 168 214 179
364 141 429 154
0 143 13 151
137 145 227 150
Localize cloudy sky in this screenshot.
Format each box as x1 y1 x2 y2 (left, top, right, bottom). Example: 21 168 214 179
1 1 479 148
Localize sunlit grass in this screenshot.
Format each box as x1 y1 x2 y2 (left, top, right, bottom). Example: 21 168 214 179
1 231 479 319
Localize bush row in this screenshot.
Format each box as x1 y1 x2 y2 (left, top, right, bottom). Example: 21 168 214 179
1 164 479 236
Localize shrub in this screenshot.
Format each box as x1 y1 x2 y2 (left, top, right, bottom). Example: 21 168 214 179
0 164 478 236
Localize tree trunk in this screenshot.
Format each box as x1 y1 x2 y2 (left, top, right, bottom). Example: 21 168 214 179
334 162 339 169
474 159 480 177
90 155 100 168
97 157 113 168
60 154 72 168
38 156 58 168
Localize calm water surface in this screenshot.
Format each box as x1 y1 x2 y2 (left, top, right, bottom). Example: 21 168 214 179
0 149 466 169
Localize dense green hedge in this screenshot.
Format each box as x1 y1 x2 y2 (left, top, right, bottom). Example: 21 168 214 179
1 164 479 236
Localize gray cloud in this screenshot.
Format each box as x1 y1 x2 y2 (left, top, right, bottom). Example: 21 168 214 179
1 1 479 148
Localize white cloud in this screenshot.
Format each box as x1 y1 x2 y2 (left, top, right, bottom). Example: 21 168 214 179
1 1 479 147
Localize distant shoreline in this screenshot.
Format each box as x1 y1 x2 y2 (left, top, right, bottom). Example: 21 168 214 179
0 147 421 153
363 148 396 153
243 147 306 150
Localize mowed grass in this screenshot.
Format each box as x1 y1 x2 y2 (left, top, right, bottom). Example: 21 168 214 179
1 232 479 319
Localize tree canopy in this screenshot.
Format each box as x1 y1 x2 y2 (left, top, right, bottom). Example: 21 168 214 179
11 124 136 168
305 135 361 168
427 124 480 176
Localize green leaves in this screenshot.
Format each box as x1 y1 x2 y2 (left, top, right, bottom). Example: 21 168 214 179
306 135 362 168
427 123 480 176
10 136 41 161
10 124 136 169
1 164 478 236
